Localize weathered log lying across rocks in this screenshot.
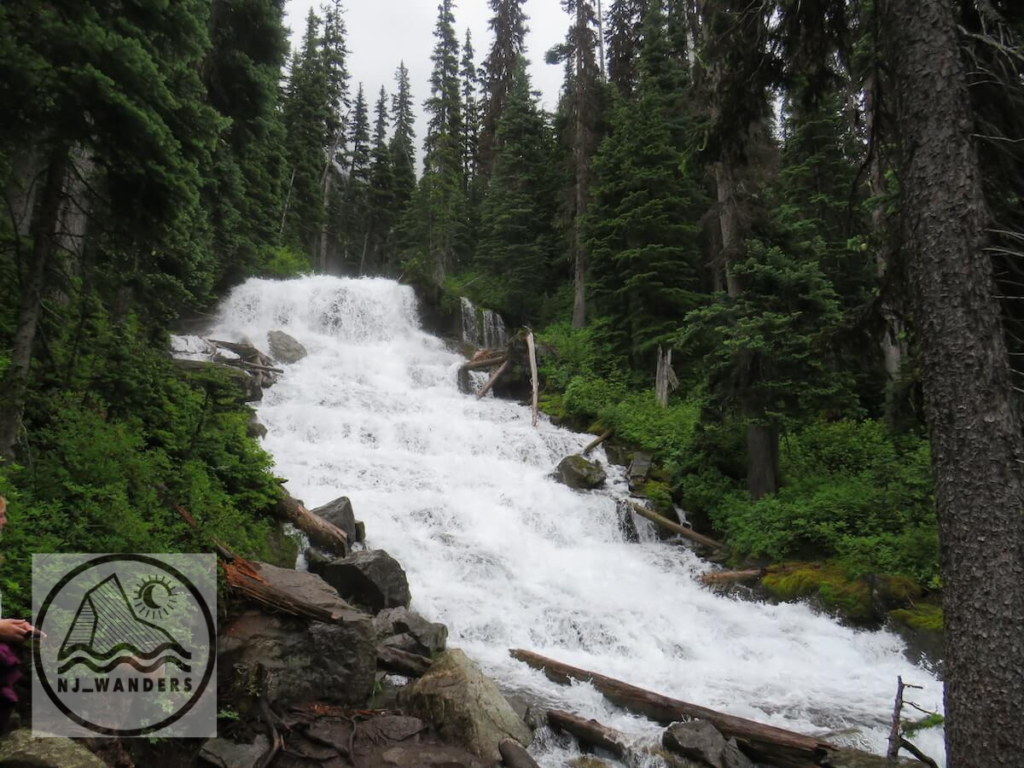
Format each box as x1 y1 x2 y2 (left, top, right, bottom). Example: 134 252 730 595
700 569 765 587
511 649 836 767
477 359 511 400
275 492 349 556
627 500 725 551
222 558 366 625
377 645 432 678
583 429 614 456
460 355 507 372
499 738 541 768
546 711 692 768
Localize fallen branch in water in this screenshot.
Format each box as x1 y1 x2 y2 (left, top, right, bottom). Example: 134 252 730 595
275 492 349 557
460 355 507 372
700 569 765 587
511 649 836 767
627 500 725 551
583 429 614 456
546 710 691 767
477 359 511 399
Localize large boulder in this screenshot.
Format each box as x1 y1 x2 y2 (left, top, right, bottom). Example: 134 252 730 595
268 330 308 364
373 607 448 657
399 649 532 761
662 721 752 768
555 455 607 490
0 730 106 768
311 496 358 545
218 565 375 708
314 550 411 613
627 451 654 490
198 736 269 768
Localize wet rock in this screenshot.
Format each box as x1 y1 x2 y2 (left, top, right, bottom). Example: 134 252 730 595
399 649 532 761
662 721 752 768
374 607 448 657
604 443 632 467
829 748 918 767
311 496 358 544
355 520 367 543
0 729 106 768
316 550 412 613
555 455 607 490
218 565 375 708
380 744 489 766
268 330 308 364
246 409 268 439
627 451 653 490
198 735 269 768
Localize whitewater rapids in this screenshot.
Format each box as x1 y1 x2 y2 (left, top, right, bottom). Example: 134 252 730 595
204 275 945 765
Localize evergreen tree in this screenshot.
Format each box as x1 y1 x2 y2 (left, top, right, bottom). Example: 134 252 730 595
341 83 372 270
390 62 418 227
365 87 395 274
605 0 645 97
480 0 529 175
461 29 481 186
416 0 467 282
478 58 559 321
321 0 351 144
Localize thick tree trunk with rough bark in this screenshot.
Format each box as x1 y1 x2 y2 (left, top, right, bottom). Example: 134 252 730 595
890 2 1024 764
0 145 69 460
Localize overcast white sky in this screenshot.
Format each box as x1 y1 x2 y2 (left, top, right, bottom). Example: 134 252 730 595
284 0 571 160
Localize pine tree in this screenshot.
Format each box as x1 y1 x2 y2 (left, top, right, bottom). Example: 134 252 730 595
605 0 645 97
390 62 417 226
461 29 480 187
321 0 351 144
417 0 467 282
365 87 395 274
480 0 529 174
341 83 371 271
478 58 559 320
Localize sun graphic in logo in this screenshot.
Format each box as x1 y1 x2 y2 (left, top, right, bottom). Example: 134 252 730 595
132 575 178 620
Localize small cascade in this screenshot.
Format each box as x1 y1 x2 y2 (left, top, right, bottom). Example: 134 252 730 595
460 296 508 350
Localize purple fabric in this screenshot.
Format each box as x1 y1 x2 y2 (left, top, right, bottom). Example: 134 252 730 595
0 642 20 730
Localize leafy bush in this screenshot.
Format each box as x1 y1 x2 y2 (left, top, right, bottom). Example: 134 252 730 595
257 245 311 279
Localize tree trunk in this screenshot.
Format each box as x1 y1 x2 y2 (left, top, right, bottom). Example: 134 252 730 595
715 159 743 300
274 493 349 557
627 501 724 551
746 420 778 500
0 145 69 461
571 1 590 330
890 2 1024 764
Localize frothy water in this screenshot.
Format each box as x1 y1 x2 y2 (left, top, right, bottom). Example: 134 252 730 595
206 276 945 765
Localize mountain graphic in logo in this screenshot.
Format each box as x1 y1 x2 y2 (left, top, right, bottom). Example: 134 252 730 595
57 574 192 675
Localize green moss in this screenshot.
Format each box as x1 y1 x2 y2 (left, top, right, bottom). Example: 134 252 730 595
763 562 875 623
889 603 944 633
639 480 674 514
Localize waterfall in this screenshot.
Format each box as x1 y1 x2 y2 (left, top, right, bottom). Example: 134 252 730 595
461 296 508 350
205 276 944 766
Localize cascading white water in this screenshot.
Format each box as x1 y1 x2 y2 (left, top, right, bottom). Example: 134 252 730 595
206 276 945 766
461 296 508 350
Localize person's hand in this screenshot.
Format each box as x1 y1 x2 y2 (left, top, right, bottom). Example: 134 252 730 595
0 619 42 644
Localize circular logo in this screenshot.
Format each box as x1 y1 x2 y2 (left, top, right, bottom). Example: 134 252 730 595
33 554 216 736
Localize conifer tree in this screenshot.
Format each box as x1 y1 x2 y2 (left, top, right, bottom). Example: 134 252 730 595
478 58 559 320
480 0 529 174
461 29 481 186
341 83 372 270
605 0 645 97
365 86 395 274
390 62 418 226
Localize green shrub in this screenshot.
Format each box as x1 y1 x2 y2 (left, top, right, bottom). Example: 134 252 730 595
257 245 311 279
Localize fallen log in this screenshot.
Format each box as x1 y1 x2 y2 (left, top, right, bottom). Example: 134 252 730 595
498 738 541 768
628 501 725 551
582 429 614 457
222 559 365 625
511 650 836 768
377 646 432 678
460 355 507 372
275 492 349 557
526 331 539 427
700 569 765 587
235 361 285 375
477 359 511 400
546 711 691 768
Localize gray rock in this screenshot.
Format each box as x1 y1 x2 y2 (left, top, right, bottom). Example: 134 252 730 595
0 730 106 768
662 721 753 768
373 607 448 656
198 735 269 768
217 564 374 707
311 496 357 544
627 451 654 489
379 745 489 767
268 330 308 364
317 550 411 613
604 443 632 467
355 520 366 543
399 649 532 761
555 454 607 490
246 409 268 440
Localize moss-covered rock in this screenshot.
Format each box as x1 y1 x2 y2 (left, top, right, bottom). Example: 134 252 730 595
555 454 607 490
889 603 944 632
762 563 877 624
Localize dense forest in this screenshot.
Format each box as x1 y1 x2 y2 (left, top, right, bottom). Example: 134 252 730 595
1 0 1023 764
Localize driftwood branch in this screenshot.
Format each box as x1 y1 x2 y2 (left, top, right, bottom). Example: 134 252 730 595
377 646 431 678
700 569 765 587
511 649 835 767
275 492 349 556
460 356 506 372
899 738 940 768
583 429 614 456
477 359 511 399
547 710 691 768
526 330 539 427
222 559 365 625
627 501 725 551
888 676 907 762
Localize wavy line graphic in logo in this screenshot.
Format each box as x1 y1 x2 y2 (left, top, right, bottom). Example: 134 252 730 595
57 574 192 676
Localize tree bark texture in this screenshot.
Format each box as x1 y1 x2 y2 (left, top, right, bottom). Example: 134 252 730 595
890 2 1024 764
0 145 69 460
